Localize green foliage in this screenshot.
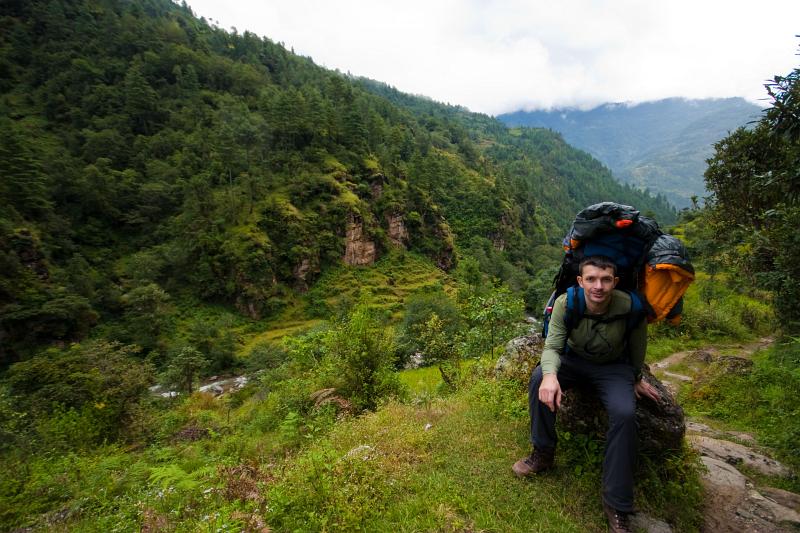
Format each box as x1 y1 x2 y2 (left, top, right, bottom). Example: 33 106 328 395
243 341 287 372
703 56 800 330
163 346 209 395
397 287 462 360
119 282 171 353
417 313 463 389
462 285 526 358
320 303 404 411
0 0 675 362
4 340 153 448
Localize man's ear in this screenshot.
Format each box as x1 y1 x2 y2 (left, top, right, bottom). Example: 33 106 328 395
576 276 584 288
613 276 619 288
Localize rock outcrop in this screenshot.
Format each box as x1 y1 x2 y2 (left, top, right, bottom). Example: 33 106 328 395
433 222 455 270
386 213 409 248
496 333 544 382
293 256 319 292
343 214 377 266
699 455 800 532
688 435 792 478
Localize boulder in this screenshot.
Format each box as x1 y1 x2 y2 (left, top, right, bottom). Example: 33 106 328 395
687 348 715 364
495 333 543 382
558 364 686 454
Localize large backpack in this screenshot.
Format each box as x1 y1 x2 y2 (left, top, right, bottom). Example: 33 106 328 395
542 202 694 339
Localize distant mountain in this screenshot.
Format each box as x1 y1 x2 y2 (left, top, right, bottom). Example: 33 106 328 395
498 98 763 208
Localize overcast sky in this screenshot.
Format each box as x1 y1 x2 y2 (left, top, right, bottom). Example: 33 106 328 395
185 0 800 116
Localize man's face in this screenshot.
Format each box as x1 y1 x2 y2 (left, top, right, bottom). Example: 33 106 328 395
577 264 618 307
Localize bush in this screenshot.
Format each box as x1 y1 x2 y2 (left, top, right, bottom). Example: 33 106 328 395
4 341 154 447
320 303 405 411
397 288 462 364
652 275 775 341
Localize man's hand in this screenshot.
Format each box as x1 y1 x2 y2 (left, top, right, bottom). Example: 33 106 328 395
539 373 562 412
634 379 660 402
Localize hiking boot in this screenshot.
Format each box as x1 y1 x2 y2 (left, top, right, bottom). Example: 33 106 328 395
512 447 554 477
602 501 632 533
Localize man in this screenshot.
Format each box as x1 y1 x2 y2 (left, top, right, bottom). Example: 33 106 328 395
512 256 660 533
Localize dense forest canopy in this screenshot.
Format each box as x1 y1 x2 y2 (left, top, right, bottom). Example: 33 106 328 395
0 0 674 365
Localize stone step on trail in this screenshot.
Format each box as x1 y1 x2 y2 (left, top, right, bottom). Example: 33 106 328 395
688 435 792 478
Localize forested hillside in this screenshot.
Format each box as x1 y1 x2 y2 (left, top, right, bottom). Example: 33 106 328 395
499 98 762 208
0 0 674 365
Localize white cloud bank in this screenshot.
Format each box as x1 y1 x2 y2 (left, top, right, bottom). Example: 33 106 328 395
186 0 800 115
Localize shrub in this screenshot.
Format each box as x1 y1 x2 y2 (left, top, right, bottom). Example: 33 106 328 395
397 289 462 362
5 341 153 447
320 303 405 411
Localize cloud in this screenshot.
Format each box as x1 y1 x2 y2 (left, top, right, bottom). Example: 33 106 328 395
187 0 800 115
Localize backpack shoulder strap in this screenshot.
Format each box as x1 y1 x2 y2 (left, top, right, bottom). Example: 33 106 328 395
624 290 646 338
564 286 586 336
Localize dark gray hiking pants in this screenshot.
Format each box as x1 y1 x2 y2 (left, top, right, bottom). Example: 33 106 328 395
528 352 637 512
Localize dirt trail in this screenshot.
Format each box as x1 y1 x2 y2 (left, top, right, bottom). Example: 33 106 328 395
649 337 800 533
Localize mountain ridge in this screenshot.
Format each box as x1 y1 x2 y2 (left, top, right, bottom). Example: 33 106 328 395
498 97 763 208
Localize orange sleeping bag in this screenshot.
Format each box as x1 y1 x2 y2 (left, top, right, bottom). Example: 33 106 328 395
642 263 695 324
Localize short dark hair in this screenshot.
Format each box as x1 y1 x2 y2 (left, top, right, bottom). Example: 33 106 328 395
579 256 617 276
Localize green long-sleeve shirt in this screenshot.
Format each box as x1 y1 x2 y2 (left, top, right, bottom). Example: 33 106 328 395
541 290 647 378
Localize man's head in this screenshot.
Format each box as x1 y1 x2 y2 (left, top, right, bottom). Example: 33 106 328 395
577 256 618 309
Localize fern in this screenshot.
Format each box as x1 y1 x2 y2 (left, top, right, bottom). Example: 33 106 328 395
148 464 215 491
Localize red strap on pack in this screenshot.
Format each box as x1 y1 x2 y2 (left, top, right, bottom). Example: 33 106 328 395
615 219 633 228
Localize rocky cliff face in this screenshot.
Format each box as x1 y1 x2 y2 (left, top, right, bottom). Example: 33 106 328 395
343 214 377 266
434 222 455 270
386 213 409 248
293 257 319 292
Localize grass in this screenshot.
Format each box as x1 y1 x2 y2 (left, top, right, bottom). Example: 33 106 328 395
265 374 701 532
6 263 774 531
2 361 704 532
304 250 454 321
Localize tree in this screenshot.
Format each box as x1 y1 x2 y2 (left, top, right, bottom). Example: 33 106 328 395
164 346 209 394
5 341 153 444
704 58 800 329
464 286 525 358
321 303 402 411
123 62 159 134
120 283 171 352
417 313 462 388
397 289 461 361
